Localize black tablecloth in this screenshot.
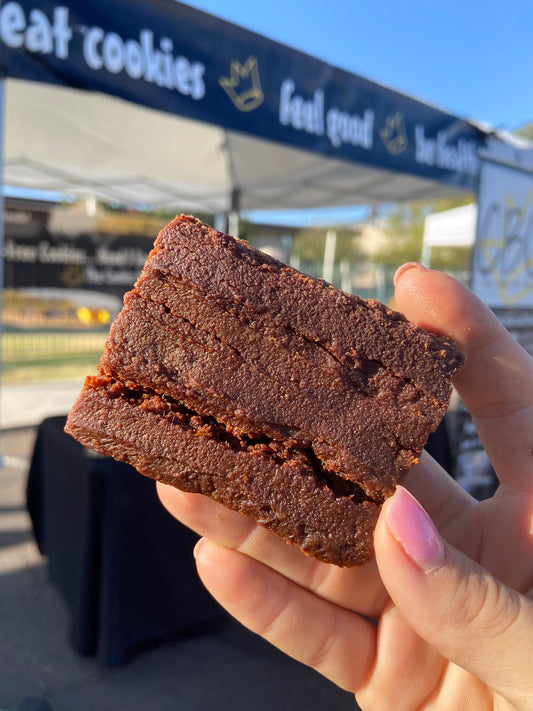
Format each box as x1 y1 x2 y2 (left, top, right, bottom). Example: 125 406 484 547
26 416 227 666
426 418 453 473
26 414 452 669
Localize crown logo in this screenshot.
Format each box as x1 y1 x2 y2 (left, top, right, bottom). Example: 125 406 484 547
219 57 264 112
60 265 84 288
379 112 408 155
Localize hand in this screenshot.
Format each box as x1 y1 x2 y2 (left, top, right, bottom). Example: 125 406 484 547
158 264 533 710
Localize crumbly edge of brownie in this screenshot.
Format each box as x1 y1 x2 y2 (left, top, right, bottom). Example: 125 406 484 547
65 377 380 567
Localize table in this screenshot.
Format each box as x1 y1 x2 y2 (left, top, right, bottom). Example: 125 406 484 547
26 416 226 666
26 415 453 668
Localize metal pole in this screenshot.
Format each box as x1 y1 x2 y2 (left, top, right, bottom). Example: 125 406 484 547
420 241 432 268
0 78 5 453
228 187 240 238
214 213 227 233
322 229 336 283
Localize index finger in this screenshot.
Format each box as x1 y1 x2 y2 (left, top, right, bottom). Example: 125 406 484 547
394 263 533 490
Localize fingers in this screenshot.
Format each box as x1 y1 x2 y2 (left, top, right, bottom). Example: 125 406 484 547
157 482 388 618
403 450 474 541
375 487 533 707
157 455 477 618
193 538 376 693
355 604 445 711
394 263 533 490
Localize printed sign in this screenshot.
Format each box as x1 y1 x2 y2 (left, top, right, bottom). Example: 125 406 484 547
457 151 533 498
472 159 533 307
3 232 153 296
454 305 533 500
0 0 486 190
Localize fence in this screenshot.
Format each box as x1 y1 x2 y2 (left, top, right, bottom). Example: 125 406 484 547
1 296 110 383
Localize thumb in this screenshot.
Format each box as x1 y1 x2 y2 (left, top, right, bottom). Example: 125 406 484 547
375 486 533 707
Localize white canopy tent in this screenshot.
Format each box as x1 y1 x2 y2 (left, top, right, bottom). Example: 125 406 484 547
0 0 493 226
1 79 475 217
421 203 477 267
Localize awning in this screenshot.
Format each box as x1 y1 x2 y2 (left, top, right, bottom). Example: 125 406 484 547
1 0 490 213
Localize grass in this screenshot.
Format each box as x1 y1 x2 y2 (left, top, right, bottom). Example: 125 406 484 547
1 330 107 383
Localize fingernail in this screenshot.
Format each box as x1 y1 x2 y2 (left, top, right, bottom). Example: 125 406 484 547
193 537 206 560
385 487 446 573
393 262 428 287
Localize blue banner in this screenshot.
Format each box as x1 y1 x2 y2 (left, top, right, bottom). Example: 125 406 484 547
0 0 486 191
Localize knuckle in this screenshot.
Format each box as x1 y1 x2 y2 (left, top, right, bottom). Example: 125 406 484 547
451 569 521 638
253 583 293 639
305 614 339 672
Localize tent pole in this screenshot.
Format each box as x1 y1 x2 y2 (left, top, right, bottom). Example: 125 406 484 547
421 241 432 268
228 187 240 238
322 229 337 283
222 132 240 238
228 211 239 238
0 78 5 452
214 213 227 233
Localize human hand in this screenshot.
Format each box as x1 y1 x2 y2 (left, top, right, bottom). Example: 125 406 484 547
158 264 533 710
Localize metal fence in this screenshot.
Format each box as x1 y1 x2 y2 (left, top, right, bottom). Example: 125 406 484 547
2 329 108 360
1 299 110 382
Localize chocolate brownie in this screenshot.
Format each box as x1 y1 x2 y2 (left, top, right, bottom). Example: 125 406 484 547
65 215 465 566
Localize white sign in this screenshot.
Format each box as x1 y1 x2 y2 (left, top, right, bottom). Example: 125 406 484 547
472 155 533 307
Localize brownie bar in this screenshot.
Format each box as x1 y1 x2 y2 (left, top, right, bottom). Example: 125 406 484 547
65 215 465 566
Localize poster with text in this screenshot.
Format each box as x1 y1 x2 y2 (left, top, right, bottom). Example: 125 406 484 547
457 156 533 498
472 158 533 307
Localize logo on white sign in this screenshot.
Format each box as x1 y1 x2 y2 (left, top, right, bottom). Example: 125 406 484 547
474 187 533 305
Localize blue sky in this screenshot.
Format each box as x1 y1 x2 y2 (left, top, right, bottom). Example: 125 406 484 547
179 0 532 225
6 1 531 226
183 0 532 132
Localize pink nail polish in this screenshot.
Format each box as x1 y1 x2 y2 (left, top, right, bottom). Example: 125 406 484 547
393 262 428 287
386 487 446 573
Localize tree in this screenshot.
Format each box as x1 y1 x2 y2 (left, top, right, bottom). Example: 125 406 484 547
514 121 533 141
291 226 364 264
372 194 475 270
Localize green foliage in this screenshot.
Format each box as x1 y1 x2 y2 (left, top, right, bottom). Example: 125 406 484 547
514 121 533 141
291 227 363 263
373 194 475 269
237 217 254 243
2 289 76 310
427 246 472 271
100 201 215 225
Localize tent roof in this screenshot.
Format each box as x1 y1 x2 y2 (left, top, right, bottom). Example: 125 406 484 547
0 0 496 213
2 78 477 213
